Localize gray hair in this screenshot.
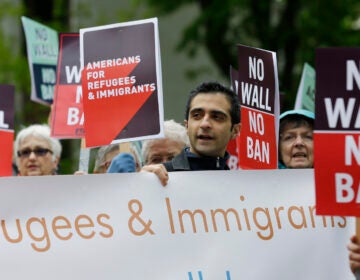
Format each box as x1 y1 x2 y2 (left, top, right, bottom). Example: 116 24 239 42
93 144 120 172
14 124 62 163
141 119 189 163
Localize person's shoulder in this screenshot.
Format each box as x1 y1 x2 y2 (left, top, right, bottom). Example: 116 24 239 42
163 161 174 171
162 149 188 171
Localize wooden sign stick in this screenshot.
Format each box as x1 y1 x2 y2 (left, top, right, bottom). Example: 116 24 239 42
78 138 90 173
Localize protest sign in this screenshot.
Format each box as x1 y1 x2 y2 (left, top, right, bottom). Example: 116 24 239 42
51 33 84 138
80 18 163 147
21 16 58 105
315 47 360 216
0 169 353 279
294 62 315 112
237 45 279 169
228 65 240 170
0 84 14 176
226 139 239 170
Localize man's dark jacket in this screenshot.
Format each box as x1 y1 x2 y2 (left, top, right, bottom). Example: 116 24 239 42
163 148 230 172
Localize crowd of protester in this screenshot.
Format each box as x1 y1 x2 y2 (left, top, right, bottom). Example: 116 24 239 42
13 81 315 177
14 81 360 276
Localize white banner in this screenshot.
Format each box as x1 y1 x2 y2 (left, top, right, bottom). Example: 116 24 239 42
0 169 354 279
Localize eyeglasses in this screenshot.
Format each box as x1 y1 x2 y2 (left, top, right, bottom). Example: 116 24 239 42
17 148 53 158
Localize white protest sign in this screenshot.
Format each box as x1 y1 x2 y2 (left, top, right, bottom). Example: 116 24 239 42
0 170 354 279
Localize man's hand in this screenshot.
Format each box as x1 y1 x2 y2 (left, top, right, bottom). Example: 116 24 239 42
74 170 87 175
141 164 169 186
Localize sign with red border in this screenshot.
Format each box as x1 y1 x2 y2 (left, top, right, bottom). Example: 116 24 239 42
51 33 84 138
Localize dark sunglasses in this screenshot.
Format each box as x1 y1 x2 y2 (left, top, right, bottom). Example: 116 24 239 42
17 148 53 158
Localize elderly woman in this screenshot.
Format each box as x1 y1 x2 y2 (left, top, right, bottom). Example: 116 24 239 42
141 119 189 166
14 124 62 176
278 109 315 169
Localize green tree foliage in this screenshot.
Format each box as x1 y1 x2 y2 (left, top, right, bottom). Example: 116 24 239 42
16 0 69 124
20 0 81 175
143 0 360 109
1 0 360 173
0 0 80 174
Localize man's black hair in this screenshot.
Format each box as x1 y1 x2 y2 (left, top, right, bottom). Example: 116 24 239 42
184 81 240 125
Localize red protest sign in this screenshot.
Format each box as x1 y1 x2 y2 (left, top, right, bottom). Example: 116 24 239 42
226 138 239 170
237 45 279 169
0 131 14 176
51 33 84 138
80 18 163 147
315 133 360 215
315 47 360 216
239 107 277 169
0 85 15 176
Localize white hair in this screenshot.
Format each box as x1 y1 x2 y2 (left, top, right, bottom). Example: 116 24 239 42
93 144 120 172
14 124 62 163
141 119 189 163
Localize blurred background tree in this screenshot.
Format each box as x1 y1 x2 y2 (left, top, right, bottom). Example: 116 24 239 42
21 0 79 174
0 0 78 174
143 0 360 108
1 0 360 173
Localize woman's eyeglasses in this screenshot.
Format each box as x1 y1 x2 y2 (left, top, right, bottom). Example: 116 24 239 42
17 148 53 158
